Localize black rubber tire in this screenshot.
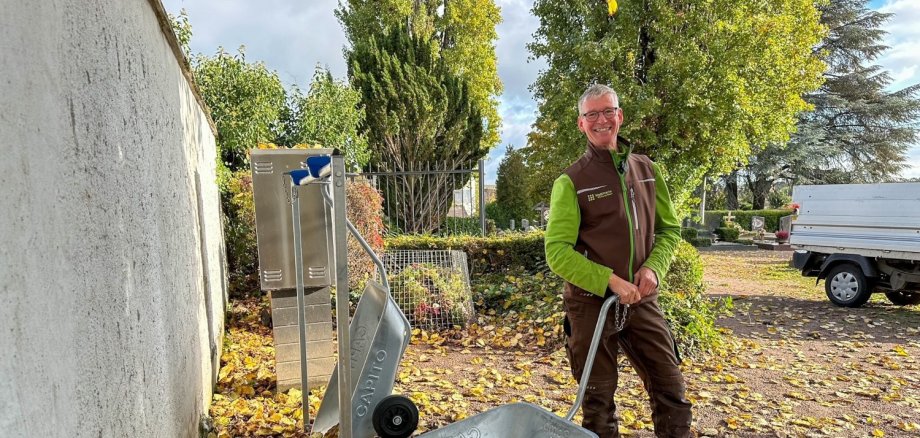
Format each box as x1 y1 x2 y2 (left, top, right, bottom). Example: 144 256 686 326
372 395 419 438
825 263 872 308
885 290 920 306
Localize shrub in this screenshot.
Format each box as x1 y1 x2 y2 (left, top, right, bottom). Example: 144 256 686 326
385 231 546 274
680 228 698 242
345 177 385 292
659 240 732 358
389 263 473 327
714 227 740 242
225 169 259 296
690 237 712 247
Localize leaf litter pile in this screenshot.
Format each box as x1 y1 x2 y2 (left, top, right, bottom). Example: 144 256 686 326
209 250 920 437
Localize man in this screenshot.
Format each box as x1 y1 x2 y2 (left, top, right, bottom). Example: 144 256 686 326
545 84 691 438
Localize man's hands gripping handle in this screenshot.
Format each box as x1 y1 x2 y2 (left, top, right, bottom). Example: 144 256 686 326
608 267 658 305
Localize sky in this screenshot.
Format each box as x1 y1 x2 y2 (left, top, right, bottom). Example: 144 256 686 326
163 0 920 183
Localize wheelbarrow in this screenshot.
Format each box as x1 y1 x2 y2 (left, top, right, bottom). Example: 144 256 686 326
288 154 419 438
418 294 628 438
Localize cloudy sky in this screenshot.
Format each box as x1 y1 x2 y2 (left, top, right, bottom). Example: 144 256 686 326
163 0 920 182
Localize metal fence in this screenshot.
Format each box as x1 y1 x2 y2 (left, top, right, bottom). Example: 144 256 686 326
382 250 475 329
362 159 486 236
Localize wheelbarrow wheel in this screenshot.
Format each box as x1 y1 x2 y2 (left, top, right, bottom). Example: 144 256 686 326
373 395 418 438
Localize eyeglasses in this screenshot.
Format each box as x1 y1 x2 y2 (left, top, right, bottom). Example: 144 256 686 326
581 108 619 122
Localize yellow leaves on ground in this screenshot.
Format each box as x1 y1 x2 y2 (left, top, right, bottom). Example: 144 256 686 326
207 251 920 437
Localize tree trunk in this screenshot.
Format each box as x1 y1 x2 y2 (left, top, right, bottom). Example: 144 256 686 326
724 171 739 210
746 173 773 210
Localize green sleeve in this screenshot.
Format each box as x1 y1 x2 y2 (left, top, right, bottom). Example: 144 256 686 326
642 162 681 284
544 174 612 297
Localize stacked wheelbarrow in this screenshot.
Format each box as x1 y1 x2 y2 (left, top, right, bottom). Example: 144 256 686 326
285 152 626 438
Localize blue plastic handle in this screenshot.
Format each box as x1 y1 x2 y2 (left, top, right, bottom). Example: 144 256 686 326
305 155 332 180
288 169 312 186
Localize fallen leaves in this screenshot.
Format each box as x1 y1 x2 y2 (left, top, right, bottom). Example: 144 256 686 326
206 251 920 437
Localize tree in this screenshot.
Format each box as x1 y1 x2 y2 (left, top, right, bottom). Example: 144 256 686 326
348 26 484 233
168 9 192 59
276 67 370 170
524 0 826 213
337 0 503 150
785 0 920 184
493 146 532 228
193 47 287 176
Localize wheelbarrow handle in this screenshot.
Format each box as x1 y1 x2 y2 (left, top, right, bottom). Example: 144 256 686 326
566 294 622 422
285 156 333 186
318 183 390 291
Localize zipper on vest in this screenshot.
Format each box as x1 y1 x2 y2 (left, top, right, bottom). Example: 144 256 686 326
613 153 636 282
629 186 639 231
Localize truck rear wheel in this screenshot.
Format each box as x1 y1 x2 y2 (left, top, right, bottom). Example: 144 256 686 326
825 264 872 307
885 291 920 306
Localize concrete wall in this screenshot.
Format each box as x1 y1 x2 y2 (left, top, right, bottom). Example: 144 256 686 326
0 1 226 437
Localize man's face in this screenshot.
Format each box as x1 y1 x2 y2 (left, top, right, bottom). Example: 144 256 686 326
577 94 622 149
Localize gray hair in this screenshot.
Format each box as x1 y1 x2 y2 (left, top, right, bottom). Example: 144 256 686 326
578 84 619 114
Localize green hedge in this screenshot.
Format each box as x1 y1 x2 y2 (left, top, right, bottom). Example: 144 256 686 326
689 237 712 247
385 231 546 274
703 209 793 232
714 227 740 242
680 228 698 241
659 240 732 357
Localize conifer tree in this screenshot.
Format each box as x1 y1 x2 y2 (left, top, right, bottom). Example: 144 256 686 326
785 0 920 184
493 146 532 228
349 26 484 233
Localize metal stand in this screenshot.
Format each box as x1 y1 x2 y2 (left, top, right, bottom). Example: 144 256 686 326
289 188 311 431
329 155 353 438
287 154 352 438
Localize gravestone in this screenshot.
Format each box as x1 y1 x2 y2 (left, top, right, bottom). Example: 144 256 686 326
779 215 793 232
521 219 529 229
751 216 765 232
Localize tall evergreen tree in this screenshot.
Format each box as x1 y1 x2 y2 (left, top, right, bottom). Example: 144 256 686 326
493 146 532 228
784 0 920 184
524 0 825 212
349 26 484 233
337 0 503 150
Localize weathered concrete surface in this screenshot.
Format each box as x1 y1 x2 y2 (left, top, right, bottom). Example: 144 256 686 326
0 1 226 436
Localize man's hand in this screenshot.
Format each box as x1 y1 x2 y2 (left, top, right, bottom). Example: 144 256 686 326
634 267 659 298
608 273 640 304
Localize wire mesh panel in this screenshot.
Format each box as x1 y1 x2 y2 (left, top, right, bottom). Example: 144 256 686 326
382 250 476 329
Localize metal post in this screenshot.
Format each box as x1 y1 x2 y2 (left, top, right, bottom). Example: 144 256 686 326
478 159 486 236
700 177 707 226
330 154 353 438
291 187 310 432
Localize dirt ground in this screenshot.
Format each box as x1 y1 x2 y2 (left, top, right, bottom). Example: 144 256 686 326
395 249 920 437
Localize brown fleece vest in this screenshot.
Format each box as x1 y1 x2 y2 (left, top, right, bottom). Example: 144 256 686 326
564 141 658 303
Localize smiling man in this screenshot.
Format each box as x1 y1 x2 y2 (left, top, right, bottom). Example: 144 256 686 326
544 84 690 437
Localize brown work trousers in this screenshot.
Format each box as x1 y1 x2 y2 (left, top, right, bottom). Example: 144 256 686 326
564 295 692 438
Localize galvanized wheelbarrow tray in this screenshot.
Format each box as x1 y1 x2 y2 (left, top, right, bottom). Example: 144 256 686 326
289 154 419 438
419 294 627 438
311 277 416 437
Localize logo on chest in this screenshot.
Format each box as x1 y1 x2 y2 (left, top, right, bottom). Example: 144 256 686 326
577 185 614 203
586 190 613 202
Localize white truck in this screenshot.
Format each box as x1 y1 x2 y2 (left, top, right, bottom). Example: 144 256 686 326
790 182 920 307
